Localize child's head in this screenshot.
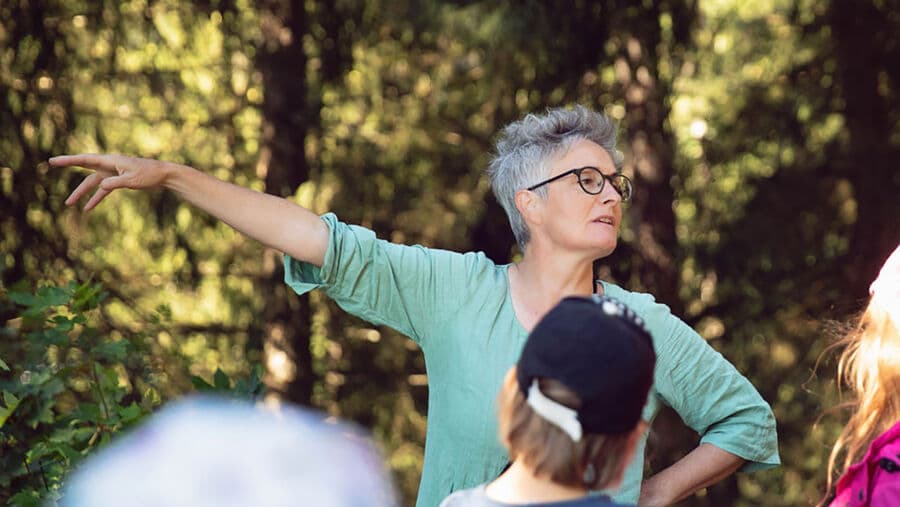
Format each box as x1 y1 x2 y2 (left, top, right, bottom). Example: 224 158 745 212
828 243 900 481
498 295 656 491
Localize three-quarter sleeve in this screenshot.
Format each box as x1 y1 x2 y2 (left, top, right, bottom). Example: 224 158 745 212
618 289 781 471
283 213 491 349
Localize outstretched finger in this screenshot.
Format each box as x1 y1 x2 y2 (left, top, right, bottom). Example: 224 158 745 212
83 187 112 212
99 173 134 191
49 154 122 172
65 172 104 206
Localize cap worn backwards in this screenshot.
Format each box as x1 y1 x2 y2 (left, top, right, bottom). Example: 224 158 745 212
516 295 656 441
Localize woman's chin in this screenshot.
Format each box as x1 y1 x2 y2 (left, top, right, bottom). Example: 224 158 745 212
583 239 617 259
545 232 617 258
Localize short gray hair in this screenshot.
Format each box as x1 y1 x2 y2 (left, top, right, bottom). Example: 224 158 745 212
487 105 623 250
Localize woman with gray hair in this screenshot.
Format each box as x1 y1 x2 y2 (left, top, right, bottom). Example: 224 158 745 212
52 106 779 506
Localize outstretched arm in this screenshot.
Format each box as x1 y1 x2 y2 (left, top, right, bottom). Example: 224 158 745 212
50 154 329 266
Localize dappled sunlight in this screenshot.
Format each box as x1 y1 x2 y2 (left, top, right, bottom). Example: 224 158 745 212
265 339 297 388
2 0 898 505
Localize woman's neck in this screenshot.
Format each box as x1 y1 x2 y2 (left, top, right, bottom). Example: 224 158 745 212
485 460 588 504
509 245 600 331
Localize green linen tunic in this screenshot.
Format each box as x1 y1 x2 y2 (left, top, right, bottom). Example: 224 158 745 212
285 214 780 507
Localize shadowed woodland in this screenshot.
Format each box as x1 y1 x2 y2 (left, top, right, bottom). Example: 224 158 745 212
1 0 899 505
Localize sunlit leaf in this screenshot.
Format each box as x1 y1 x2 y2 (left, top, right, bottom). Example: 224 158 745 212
0 391 21 429
117 402 143 423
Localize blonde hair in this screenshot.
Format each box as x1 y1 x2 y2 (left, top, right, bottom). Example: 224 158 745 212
825 301 900 496
497 368 636 491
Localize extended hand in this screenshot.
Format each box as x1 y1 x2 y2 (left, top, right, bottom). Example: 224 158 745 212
50 152 330 265
50 154 173 211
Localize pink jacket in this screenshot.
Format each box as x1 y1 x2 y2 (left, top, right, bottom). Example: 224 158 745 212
830 420 900 506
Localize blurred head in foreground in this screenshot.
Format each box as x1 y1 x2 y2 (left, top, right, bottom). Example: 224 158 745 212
60 396 398 507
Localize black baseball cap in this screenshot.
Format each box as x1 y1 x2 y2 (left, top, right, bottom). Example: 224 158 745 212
516 295 656 439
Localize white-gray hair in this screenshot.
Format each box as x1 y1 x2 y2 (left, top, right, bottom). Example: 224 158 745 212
487 105 623 250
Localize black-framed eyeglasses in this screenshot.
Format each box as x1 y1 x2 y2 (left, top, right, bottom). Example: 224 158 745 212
526 166 633 202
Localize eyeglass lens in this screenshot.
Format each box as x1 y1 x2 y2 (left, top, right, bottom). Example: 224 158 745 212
577 168 632 201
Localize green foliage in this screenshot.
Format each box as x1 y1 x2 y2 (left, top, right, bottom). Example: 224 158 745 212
1 1 898 506
190 364 264 399
0 280 262 505
0 280 145 504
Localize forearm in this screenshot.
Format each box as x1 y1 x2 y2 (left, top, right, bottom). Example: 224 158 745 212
163 162 328 266
637 443 745 507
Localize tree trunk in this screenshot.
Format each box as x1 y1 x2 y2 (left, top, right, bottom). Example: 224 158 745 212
830 0 900 296
618 29 682 314
256 0 315 405
613 6 716 504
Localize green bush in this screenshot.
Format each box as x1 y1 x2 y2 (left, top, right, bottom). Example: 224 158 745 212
0 281 263 506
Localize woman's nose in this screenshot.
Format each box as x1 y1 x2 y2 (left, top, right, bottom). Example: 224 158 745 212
598 180 622 205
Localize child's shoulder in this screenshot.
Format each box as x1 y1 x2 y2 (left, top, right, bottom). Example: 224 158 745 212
439 485 494 507
585 497 635 507
440 486 635 507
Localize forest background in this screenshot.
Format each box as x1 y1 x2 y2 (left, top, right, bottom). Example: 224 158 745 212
1 0 899 505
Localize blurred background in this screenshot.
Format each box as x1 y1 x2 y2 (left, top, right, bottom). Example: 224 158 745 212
1 0 898 505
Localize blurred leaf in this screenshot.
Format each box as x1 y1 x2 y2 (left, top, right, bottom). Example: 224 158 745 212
191 375 214 391
49 426 94 446
71 403 102 423
155 304 173 322
71 281 105 313
3 390 20 407
35 287 70 308
213 368 230 390
39 328 69 347
6 291 38 307
0 391 21 428
49 315 75 333
8 490 42 507
91 341 129 362
117 402 143 423
233 363 265 399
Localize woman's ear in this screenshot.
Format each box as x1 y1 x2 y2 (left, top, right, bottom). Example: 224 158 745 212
515 189 543 226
